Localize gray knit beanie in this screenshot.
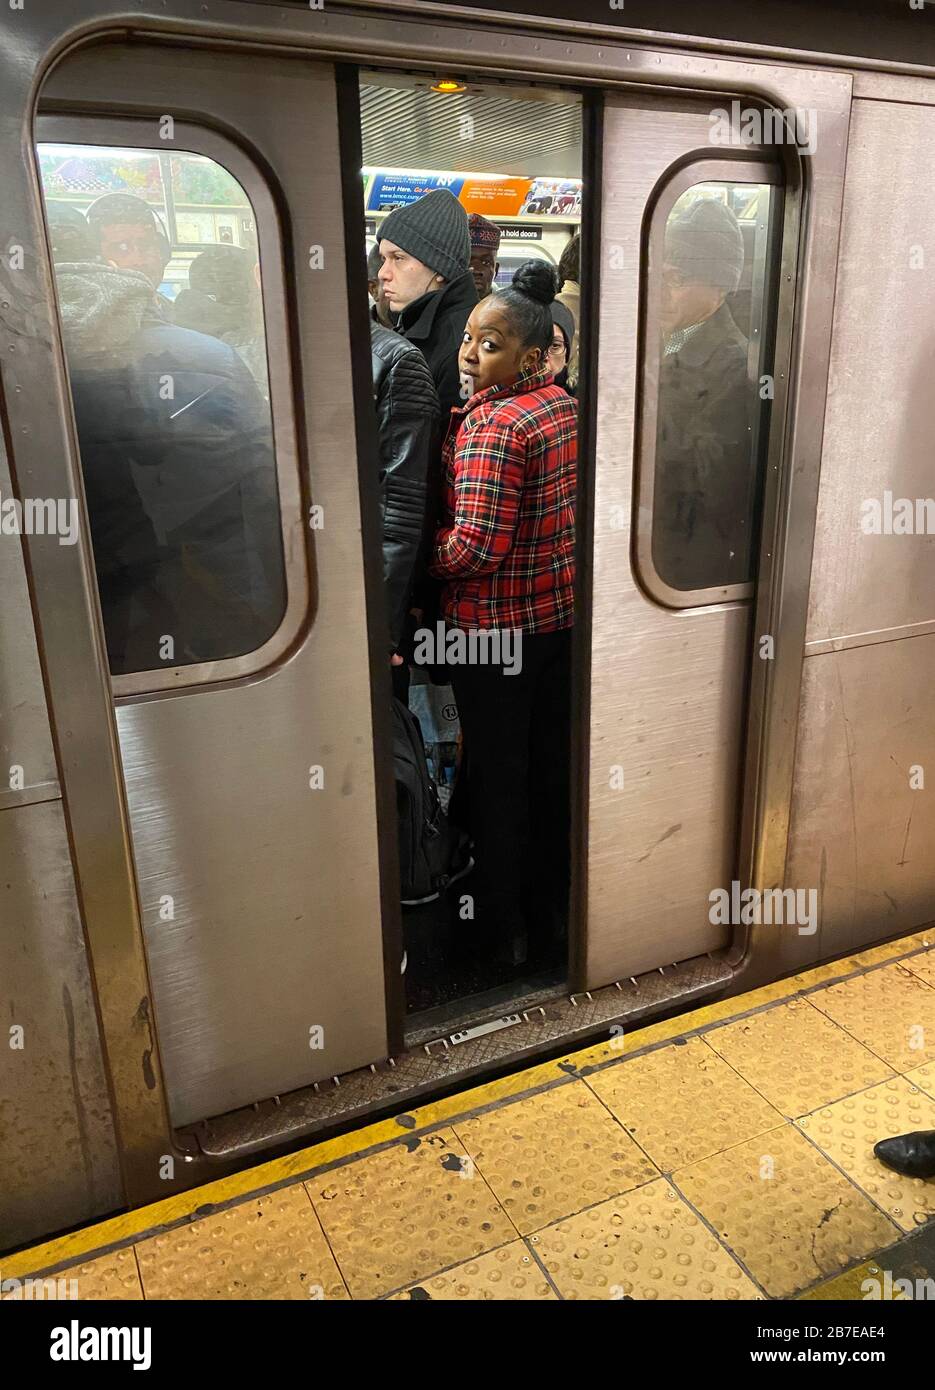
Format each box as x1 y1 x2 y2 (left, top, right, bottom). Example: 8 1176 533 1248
378 189 470 282
665 198 744 293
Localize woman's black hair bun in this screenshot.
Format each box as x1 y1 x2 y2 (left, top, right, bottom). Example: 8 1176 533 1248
510 259 559 305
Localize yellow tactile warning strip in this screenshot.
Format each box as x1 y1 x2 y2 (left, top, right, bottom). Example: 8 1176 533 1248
799 1077 935 1233
532 1177 761 1301
306 1128 514 1299
810 963 935 1070
4 928 934 1299
392 1241 556 1300
3 1248 143 1301
133 1184 349 1300
673 1125 900 1299
453 1080 659 1234
704 996 894 1117
902 949 935 989
905 1057 935 1099
586 1035 784 1170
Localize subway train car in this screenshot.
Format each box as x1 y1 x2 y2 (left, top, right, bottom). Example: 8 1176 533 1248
2 0 934 1254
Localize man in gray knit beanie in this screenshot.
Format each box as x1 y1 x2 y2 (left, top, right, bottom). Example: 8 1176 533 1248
377 189 477 418
660 197 745 342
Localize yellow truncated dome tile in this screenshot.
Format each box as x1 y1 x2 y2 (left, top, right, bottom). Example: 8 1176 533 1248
672 1125 899 1298
809 964 935 1070
799 1075 935 1232
306 1128 515 1299
587 1036 784 1170
391 1241 556 1300
531 1177 760 1301
453 1080 659 1235
703 997 893 1116
901 949 935 989
134 1184 348 1300
904 1057 935 1097
2 1248 142 1301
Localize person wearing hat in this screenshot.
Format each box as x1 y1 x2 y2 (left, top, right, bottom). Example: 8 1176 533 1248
555 232 581 392
653 196 752 592
467 212 501 299
377 188 478 418
547 298 576 397
86 192 174 314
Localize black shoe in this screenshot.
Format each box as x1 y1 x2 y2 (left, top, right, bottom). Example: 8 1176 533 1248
873 1130 935 1179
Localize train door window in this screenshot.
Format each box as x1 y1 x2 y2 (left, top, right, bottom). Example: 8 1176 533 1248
494 243 558 290
37 129 300 688
359 72 583 1024
636 168 783 604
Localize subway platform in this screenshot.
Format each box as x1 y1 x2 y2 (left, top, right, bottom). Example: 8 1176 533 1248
4 929 935 1302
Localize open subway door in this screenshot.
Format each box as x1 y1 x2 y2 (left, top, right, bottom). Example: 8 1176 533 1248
37 42 396 1127
583 94 784 988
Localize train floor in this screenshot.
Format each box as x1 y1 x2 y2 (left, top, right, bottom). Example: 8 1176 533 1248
5 928 935 1301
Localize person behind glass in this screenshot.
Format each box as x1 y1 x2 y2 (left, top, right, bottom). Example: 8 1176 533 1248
173 244 269 398
555 230 581 392
548 299 576 397
366 243 395 328
429 261 577 968
85 192 174 315
46 202 284 673
377 189 478 417
467 213 501 299
654 197 751 590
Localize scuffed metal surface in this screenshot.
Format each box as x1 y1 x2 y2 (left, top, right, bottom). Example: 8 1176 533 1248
190 955 732 1159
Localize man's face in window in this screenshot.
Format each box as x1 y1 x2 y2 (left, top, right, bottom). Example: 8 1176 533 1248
99 221 168 290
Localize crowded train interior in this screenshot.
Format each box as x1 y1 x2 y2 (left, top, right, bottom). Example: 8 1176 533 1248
34 67 779 1038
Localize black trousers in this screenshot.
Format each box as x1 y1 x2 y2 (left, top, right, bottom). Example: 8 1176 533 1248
450 626 572 944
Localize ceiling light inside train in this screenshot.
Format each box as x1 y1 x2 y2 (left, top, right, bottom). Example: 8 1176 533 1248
430 78 466 93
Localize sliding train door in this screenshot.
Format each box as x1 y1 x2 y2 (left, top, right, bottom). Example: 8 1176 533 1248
583 95 786 987
37 41 394 1128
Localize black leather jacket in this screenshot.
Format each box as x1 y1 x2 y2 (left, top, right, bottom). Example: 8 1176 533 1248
370 322 439 649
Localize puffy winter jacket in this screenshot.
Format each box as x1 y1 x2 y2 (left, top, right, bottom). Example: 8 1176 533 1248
55 262 284 672
370 323 439 649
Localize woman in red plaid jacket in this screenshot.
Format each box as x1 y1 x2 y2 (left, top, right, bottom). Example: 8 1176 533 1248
429 261 577 971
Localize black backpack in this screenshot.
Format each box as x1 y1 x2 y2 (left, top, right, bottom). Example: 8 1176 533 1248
391 697 468 904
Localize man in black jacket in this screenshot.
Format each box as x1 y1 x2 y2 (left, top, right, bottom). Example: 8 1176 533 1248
653 198 753 592
369 320 439 657
376 189 477 419
51 247 284 672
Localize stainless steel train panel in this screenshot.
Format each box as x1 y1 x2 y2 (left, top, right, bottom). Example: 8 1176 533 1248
0 435 59 811
40 45 390 1127
585 101 762 987
785 96 935 961
786 637 935 958
0 800 121 1250
805 99 935 654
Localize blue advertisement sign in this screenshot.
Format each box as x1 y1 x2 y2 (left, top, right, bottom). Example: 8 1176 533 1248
367 171 465 212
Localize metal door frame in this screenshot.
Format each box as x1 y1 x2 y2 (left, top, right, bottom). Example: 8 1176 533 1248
2 0 850 1207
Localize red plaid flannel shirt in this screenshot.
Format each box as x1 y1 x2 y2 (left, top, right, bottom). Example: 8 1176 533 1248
430 370 577 632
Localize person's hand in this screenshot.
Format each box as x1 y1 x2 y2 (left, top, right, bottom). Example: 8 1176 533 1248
391 653 404 666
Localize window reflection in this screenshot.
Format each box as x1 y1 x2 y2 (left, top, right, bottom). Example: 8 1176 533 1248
39 143 284 675
651 184 774 594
